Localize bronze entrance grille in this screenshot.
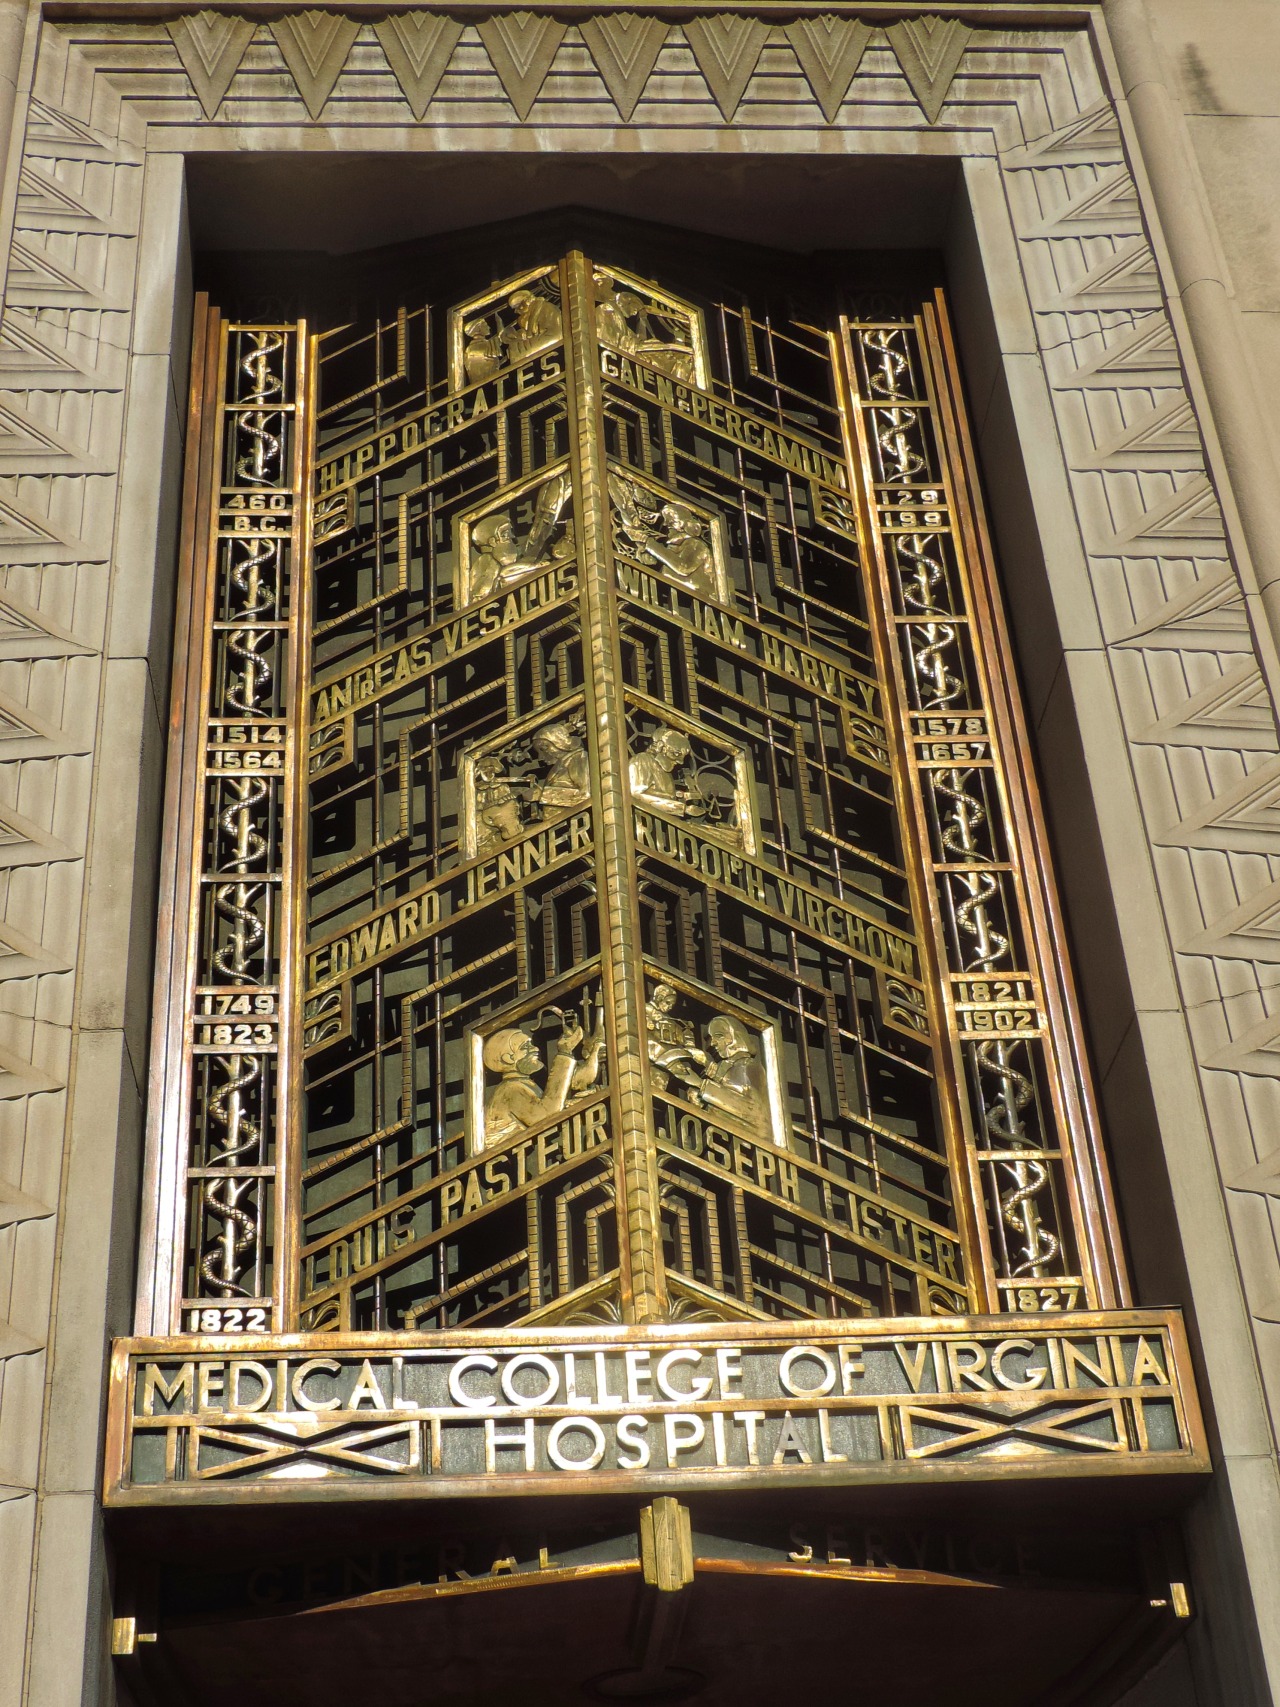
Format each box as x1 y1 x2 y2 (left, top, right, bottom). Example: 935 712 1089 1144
109 242 1201 1510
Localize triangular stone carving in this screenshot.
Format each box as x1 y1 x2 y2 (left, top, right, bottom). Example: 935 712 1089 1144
270 12 362 120
884 16 970 124
1076 394 1202 471
0 688 88 759
1204 1011 1280 1077
0 697 56 760
1031 168 1143 237
579 14 668 122
1138 662 1278 750
0 312 113 390
0 492 101 564
0 800 79 868
683 15 771 122
373 14 464 120
476 13 568 121
1184 878 1280 962
15 165 105 232
1231 1147 1280 1196
783 16 871 124
1048 239 1162 311
0 1178 54 1227
167 12 256 118
0 400 109 474
1106 475 1224 553
1158 755 1280 850
0 1319 44 1359
0 1036 63 1099
0 922 71 984
1004 102 1125 168
1053 313 1182 390
1114 565 1248 651
22 99 113 159
6 238 125 311
0 593 87 659
0 495 100 566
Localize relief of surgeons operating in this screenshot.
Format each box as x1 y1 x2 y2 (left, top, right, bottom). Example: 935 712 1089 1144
161 251 1127 1342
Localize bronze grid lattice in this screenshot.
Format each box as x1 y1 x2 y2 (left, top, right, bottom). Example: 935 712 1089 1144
145 249 1129 1341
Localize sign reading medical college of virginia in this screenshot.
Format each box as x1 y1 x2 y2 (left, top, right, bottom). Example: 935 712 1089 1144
105 1316 1205 1505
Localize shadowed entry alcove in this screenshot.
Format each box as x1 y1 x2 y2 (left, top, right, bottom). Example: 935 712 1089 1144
181 156 1197 1336
107 201 1206 1707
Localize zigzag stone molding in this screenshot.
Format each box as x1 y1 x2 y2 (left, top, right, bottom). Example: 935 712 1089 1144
138 8 990 126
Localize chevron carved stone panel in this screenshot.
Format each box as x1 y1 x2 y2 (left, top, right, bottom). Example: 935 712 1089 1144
43 10 999 131
269 11 361 119
0 20 153 1681
578 13 668 122
683 14 771 121
999 76 1280 1415
883 15 971 124
783 16 872 124
475 11 567 119
372 14 464 120
166 11 255 118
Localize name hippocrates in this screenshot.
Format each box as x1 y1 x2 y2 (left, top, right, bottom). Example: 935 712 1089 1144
315 352 565 494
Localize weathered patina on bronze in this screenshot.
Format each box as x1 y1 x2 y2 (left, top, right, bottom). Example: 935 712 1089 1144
113 247 1200 1518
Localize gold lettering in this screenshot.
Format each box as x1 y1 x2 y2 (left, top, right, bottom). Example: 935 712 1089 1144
663 1412 705 1464
141 1362 194 1416
1128 1336 1170 1386
992 1339 1047 1391
733 1409 766 1465
229 1361 272 1411
771 1411 813 1465
1062 1336 1113 1389
349 1359 389 1411
946 1341 992 1392
292 1358 342 1412
197 1362 224 1411
617 1414 650 1468
839 1343 865 1392
818 1410 847 1462
895 1342 932 1394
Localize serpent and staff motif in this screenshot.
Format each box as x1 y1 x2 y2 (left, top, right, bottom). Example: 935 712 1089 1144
235 329 285 485
201 1054 261 1295
212 775 268 981
225 537 278 714
862 322 1063 1286
183 323 299 1314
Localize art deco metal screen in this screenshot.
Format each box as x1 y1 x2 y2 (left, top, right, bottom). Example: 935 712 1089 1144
136 247 1130 1343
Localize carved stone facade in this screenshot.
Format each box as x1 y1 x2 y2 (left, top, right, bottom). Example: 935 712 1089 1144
2 4 1280 1704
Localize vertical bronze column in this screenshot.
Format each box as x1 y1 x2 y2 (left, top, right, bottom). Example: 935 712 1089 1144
562 251 667 1322
277 324 313 1331
834 320 988 1313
